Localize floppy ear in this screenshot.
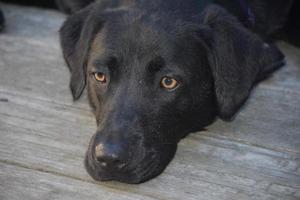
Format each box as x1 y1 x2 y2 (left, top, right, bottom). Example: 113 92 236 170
200 5 284 120
60 5 104 100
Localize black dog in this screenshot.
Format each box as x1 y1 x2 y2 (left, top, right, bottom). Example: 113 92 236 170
1 0 296 184
58 0 299 184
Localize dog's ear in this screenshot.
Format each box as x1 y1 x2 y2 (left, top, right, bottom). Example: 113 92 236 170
199 5 284 120
60 5 104 100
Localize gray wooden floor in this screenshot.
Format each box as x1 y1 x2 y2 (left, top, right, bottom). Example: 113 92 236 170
0 3 299 200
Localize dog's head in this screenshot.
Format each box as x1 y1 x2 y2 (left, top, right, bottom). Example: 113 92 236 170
60 4 283 183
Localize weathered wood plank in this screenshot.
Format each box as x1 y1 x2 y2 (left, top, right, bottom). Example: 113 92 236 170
0 3 91 109
0 162 157 200
0 3 65 45
207 86 300 152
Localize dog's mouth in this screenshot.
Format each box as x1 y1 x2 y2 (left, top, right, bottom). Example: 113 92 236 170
85 154 160 183
84 143 177 184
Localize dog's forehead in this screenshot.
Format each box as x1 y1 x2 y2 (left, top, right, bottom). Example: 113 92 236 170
108 21 171 61
88 28 166 72
88 12 205 72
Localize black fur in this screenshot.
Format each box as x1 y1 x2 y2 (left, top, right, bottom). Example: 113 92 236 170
200 5 284 120
59 0 290 183
0 7 5 32
285 1 300 46
60 5 97 99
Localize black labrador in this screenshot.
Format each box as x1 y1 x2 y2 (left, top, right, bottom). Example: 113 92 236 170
58 0 297 184
1 0 297 184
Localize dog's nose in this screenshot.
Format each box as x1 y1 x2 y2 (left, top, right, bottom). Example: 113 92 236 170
94 143 127 169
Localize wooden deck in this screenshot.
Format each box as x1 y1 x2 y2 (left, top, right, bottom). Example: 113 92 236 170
0 3 299 200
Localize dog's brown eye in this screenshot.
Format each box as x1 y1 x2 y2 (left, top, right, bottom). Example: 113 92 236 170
161 77 179 90
94 72 106 83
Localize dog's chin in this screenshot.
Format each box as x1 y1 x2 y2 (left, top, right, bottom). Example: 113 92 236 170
84 144 177 184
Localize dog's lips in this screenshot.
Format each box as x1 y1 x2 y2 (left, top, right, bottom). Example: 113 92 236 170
96 172 114 181
87 159 160 183
85 148 164 183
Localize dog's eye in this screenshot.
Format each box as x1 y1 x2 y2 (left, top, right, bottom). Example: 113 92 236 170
160 77 179 90
93 72 107 83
